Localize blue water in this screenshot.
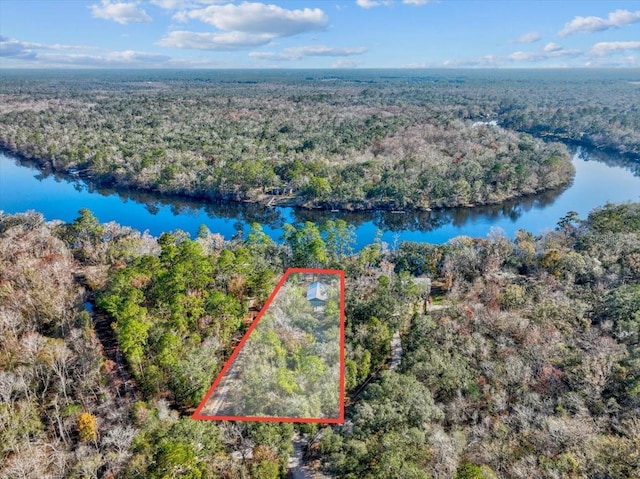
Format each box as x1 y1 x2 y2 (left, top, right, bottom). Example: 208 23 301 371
1 148 638 249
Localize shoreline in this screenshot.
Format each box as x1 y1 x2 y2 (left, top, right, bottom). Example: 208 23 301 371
0 144 576 215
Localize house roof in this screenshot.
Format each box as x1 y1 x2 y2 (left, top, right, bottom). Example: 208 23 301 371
306 282 328 302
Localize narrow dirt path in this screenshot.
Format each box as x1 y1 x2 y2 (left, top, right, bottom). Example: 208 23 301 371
288 433 331 479
288 434 307 479
389 330 403 370
85 297 139 399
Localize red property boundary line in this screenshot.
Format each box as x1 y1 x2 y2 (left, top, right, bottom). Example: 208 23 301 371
192 267 345 424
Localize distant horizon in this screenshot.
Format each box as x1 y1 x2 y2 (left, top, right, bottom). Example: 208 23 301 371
1 1 639 69
1 66 639 72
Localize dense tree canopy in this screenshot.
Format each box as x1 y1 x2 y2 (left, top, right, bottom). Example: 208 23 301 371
2 202 639 477
0 70 597 212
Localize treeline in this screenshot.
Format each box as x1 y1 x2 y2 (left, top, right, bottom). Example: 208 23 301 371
0 210 294 478
319 203 640 478
0 70 581 211
208 277 341 419
1 202 639 477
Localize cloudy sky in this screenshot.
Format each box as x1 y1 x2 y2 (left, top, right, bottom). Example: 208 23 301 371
0 0 639 68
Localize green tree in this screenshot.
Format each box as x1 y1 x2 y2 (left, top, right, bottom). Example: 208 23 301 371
345 359 358 390
557 210 580 232
246 222 275 252
153 440 202 479
599 284 640 344
305 176 332 200
59 208 105 261
456 463 498 479
103 288 150 372
323 219 356 265
283 222 328 267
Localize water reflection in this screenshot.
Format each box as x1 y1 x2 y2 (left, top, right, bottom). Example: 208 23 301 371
11 155 287 229
7 152 574 234
292 181 571 233
577 147 640 177
1 146 638 248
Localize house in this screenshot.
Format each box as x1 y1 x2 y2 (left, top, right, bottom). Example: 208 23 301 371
306 282 328 310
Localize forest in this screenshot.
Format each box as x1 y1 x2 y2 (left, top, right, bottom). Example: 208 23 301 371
198 272 342 420
1 201 639 478
6 69 633 211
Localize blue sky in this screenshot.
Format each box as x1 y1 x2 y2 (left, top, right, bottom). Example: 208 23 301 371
0 0 639 68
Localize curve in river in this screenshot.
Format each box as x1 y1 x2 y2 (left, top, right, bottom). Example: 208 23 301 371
1 147 638 250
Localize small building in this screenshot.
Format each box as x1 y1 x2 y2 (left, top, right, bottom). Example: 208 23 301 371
306 282 328 310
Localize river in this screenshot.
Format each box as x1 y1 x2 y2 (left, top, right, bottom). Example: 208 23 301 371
1 147 638 250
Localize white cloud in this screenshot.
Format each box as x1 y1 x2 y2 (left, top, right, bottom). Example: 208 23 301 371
514 32 541 43
289 45 367 57
151 0 189 8
150 0 184 8
356 0 385 8
0 39 37 59
177 2 328 37
150 0 226 10
37 50 170 66
508 44 580 62
543 42 562 52
591 41 640 56
585 55 638 68
106 50 170 62
559 9 640 36
248 51 286 60
162 3 329 51
443 55 499 67
356 0 430 7
0 36 171 66
250 44 367 61
507 51 530 61
151 0 186 8
91 1 152 24
158 30 273 50
0 36 89 59
332 59 361 68
445 44 581 67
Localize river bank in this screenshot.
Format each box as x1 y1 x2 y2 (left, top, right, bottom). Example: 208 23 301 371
1 146 639 249
0 141 575 214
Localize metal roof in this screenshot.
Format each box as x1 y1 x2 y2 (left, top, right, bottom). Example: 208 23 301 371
306 282 328 302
